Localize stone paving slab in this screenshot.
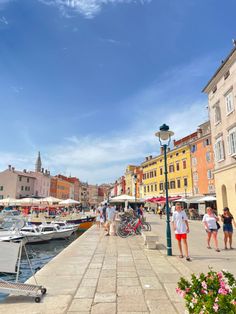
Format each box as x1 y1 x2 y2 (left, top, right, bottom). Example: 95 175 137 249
3 216 223 313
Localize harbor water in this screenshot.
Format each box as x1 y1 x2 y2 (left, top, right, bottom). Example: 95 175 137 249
0 230 84 302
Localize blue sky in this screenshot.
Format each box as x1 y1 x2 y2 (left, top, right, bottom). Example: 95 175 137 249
0 0 235 183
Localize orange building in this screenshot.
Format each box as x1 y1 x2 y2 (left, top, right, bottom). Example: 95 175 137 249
190 121 215 195
50 176 71 200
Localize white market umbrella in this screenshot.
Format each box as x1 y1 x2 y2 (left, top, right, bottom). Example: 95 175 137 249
59 199 80 205
198 195 217 202
110 194 138 203
0 197 19 206
15 198 41 206
40 196 61 205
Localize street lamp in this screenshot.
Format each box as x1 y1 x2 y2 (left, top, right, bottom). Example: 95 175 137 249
155 124 174 256
133 174 137 210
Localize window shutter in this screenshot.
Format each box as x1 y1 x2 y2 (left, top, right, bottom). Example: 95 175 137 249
227 135 231 155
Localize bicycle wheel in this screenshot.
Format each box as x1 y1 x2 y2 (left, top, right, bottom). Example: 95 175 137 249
142 222 151 231
117 225 131 238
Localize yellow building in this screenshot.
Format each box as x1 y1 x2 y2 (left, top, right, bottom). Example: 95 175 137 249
125 165 137 196
141 145 193 198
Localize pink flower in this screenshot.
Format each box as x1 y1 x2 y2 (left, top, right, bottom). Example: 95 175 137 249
215 297 219 302
202 281 207 290
176 288 186 297
201 289 208 294
185 288 190 293
231 300 236 305
217 271 223 279
192 298 197 304
213 303 219 312
218 288 228 295
220 280 226 289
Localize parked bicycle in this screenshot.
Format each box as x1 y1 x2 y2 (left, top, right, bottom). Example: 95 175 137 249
117 214 151 238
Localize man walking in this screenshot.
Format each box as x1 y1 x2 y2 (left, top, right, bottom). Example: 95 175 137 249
171 202 191 261
105 204 116 236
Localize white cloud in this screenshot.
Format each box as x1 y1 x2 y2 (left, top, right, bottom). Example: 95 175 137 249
0 16 8 24
0 56 210 184
38 0 152 18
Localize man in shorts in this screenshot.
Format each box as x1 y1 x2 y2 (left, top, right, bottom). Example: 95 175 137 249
171 202 191 261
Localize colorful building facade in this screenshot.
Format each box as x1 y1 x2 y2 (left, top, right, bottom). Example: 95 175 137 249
203 45 236 215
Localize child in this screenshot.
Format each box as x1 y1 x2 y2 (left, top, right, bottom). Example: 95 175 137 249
171 202 191 261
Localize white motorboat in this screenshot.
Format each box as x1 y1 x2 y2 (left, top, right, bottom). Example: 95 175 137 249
38 224 74 239
20 225 54 244
51 221 79 232
0 230 25 242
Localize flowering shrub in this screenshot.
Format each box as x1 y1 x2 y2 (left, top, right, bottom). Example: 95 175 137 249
176 268 236 313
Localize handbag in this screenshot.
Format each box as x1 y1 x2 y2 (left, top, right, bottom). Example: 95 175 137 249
216 222 221 230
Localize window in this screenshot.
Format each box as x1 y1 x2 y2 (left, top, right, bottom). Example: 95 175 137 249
204 138 211 146
177 179 181 188
206 151 211 162
194 187 199 194
207 170 213 179
19 176 22 182
176 162 180 171
225 91 234 114
0 195 3 199
159 183 164 190
224 70 230 80
191 145 197 153
169 164 174 173
182 150 186 154
214 137 225 162
193 172 198 181
182 159 187 169
147 173 149 179
192 157 197 166
170 181 175 189
151 185 153 192
155 184 157 191
176 152 179 156
227 127 236 156
21 186 24 191
208 185 215 193
0 186 3 191
184 178 188 187
154 170 156 177
27 178 30 183
147 186 150 192
144 186 146 193
214 105 221 124
160 167 163 175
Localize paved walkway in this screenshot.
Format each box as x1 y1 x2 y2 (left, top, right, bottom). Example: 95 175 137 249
1 214 236 313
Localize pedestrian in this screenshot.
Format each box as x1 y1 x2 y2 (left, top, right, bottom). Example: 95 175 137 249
95 206 102 229
102 203 107 224
221 207 236 250
202 207 220 252
171 202 191 261
158 205 163 219
105 204 116 236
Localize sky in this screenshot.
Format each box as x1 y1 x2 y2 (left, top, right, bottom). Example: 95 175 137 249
0 0 235 183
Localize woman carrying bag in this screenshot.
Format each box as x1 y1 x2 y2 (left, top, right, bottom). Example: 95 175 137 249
202 207 220 252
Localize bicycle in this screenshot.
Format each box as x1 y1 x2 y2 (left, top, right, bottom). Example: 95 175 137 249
117 216 151 238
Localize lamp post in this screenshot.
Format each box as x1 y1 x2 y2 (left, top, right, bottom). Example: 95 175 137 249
133 174 137 211
155 124 174 256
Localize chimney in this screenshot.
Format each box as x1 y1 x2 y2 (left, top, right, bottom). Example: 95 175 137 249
12 167 15 172
41 168 44 173
149 155 152 160
8 165 12 171
145 157 148 161
168 148 171 152
23 169 27 173
160 147 164 154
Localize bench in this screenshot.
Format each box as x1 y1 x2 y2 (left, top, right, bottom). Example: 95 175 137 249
142 231 159 249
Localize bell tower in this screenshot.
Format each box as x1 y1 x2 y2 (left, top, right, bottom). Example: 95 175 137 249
35 151 42 172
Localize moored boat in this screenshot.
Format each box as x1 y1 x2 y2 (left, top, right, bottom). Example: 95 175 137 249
38 223 74 239
20 225 54 244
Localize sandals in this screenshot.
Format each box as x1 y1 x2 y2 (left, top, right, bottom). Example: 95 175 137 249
215 248 220 252
179 255 184 258
186 256 191 262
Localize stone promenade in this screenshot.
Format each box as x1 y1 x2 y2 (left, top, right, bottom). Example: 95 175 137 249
1 214 235 313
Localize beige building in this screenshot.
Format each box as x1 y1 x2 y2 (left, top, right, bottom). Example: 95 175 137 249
203 45 236 215
124 165 137 196
0 165 36 199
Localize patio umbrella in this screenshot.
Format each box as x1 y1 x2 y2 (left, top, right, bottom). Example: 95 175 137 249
40 196 61 205
109 194 137 203
0 197 19 206
198 195 217 202
15 198 41 206
58 199 80 205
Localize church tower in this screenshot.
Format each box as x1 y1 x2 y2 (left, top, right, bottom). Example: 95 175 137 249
35 151 42 172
